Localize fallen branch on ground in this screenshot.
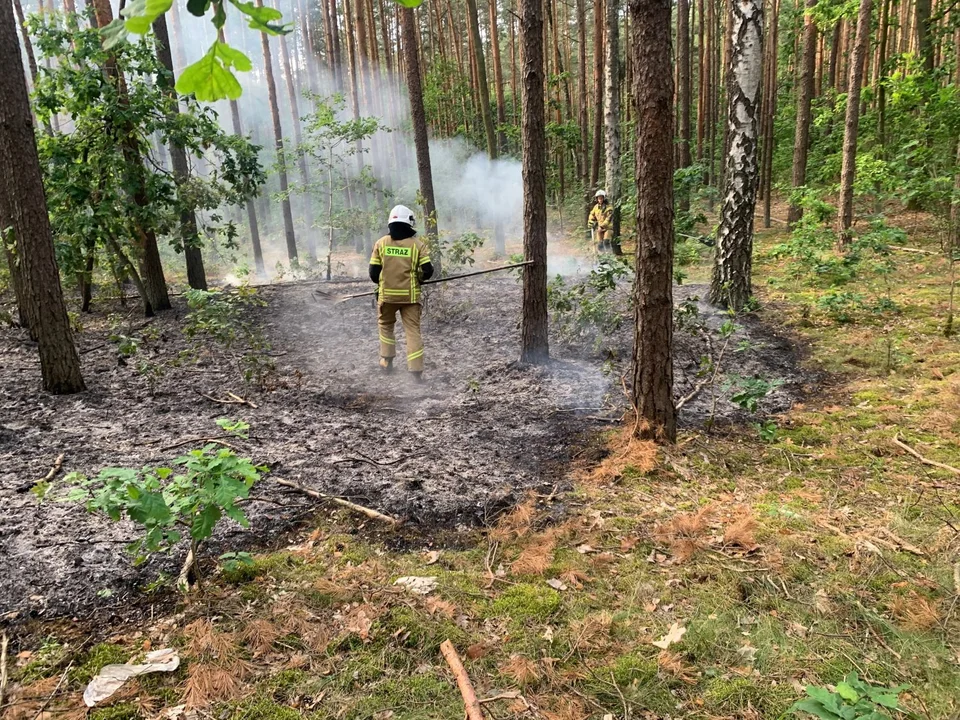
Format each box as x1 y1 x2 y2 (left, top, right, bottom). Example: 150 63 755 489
440 640 485 720
176 546 196 593
893 434 960 476
33 660 73 719
274 479 399 525
38 454 65 484
478 691 522 704
160 436 240 452
887 245 939 256
198 391 258 409
332 452 407 468
0 633 8 709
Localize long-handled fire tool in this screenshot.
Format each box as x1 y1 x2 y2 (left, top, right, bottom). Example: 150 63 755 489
312 260 534 304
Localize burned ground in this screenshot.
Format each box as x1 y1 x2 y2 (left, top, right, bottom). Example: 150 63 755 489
0 273 809 621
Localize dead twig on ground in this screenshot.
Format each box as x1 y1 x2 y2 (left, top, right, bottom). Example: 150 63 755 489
484 540 500 589
893 434 960 476
160 436 240 452
274 479 399 525
38 453 65 484
198 391 258 409
332 452 407 468
478 691 522 704
439 640 485 720
176 545 196 593
32 660 73 720
0 633 8 709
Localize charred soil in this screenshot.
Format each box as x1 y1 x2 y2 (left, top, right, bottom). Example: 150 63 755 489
0 274 811 622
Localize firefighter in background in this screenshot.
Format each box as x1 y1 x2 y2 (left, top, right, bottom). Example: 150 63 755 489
369 205 434 381
588 189 613 253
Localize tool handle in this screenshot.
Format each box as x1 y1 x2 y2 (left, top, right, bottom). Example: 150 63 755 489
337 260 534 302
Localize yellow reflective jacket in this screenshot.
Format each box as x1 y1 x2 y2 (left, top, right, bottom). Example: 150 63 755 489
369 234 431 304
589 202 613 230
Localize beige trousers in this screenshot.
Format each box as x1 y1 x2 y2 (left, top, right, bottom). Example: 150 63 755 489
378 302 424 372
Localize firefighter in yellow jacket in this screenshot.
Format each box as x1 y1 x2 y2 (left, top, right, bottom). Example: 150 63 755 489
369 205 434 381
588 189 613 252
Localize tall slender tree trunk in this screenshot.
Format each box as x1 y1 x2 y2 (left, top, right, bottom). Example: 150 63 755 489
489 0 508 152
343 0 371 254
519 0 549 364
604 0 623 254
154 15 207 290
257 0 298 262
0 0 85 393
169 0 188 72
400 6 440 273
590 0 605 192
837 0 873 246
92 0 169 314
787 0 817 226
277 9 316 262
828 20 841 90
578 0 589 228
220 28 265 277
709 0 763 311
877 0 889 149
629 0 675 442
697 0 706 160
677 0 692 210
915 0 933 72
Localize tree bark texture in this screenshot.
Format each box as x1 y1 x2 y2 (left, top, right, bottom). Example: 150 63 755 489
257 0 299 263
709 0 763 311
590 0 604 192
153 15 207 290
277 11 316 262
519 0 549 364
92 0 169 314
604 0 622 253
787 0 817 226
837 0 873 245
401 6 440 273
0 0 85 393
489 0 508 152
677 0 692 173
629 0 675 442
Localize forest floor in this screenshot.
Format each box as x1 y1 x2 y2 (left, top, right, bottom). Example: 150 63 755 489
1 216 959 720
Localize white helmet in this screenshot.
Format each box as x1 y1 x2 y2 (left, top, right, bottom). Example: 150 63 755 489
595 189 607 198
388 205 416 228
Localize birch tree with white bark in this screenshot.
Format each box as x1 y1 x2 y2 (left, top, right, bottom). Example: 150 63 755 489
709 0 763 311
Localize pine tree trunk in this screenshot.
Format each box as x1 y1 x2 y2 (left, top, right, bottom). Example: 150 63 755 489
257 0 298 263
400 6 441 274
92 0 169 314
220 28 265 278
697 0 705 160
590 0 604 192
154 15 207 290
604 0 623 254
329 0 344 90
677 0 692 209
489 0 508 152
787 0 817 226
519 0 549 364
169 0 188 72
466 0 498 158
0 0 85 393
277 10 316 263
837 0 873 246
578 0 589 228
877 0 889 148
709 0 763 311
915 0 933 72
828 20 840 90
629 0 675 442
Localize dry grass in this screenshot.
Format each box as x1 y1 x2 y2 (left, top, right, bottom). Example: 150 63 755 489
653 505 714 562
723 513 760 551
238 618 281 656
584 425 659 484
183 618 238 660
499 655 541 686
490 492 539 541
511 531 558 575
183 662 244 709
889 591 942 631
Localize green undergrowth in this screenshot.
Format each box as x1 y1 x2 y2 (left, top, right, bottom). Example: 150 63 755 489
8 220 959 719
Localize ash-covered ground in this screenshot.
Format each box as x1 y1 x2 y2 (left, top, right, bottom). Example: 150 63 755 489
0 268 810 622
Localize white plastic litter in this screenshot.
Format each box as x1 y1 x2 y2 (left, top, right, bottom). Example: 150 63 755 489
393 576 438 595
83 648 180 707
